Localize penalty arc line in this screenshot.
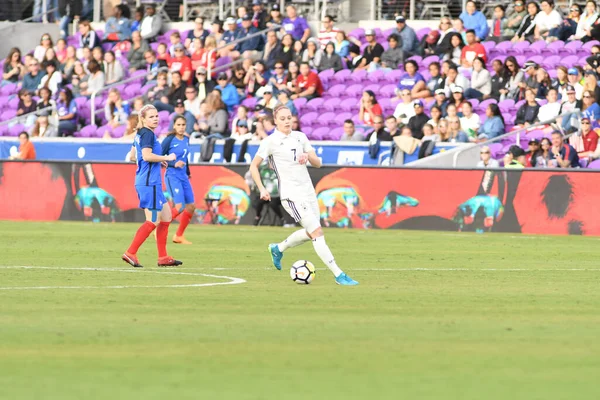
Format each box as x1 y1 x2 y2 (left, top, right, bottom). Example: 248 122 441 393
0 266 246 290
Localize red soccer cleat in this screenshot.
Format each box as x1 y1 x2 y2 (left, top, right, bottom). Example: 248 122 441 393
122 252 144 268
157 256 183 267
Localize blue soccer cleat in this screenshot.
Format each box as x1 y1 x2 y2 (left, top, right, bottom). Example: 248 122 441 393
268 243 283 270
335 273 359 286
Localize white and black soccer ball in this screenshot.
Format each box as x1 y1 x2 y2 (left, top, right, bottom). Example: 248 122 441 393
290 260 316 284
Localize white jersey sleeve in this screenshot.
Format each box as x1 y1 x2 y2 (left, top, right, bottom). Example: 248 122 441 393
298 131 314 153
255 136 272 160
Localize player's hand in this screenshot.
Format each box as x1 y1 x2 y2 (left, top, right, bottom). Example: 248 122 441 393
174 160 186 168
166 153 176 161
298 153 309 165
161 161 168 168
260 188 271 201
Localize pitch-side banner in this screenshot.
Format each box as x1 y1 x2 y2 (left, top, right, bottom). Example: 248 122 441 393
0 161 596 235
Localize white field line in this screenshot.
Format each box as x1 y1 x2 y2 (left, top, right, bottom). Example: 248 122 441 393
0 266 246 290
205 267 600 272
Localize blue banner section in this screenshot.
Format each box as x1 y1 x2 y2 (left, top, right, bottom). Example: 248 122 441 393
0 139 455 165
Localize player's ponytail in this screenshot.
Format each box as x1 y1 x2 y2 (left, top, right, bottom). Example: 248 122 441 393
137 104 157 130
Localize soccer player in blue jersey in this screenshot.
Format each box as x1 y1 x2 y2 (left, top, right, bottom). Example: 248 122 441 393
161 115 196 244
122 105 183 268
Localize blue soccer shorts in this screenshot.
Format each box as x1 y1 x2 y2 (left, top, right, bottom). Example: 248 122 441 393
165 177 195 206
135 184 167 211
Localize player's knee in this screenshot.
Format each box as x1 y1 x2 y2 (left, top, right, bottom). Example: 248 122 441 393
186 203 196 212
309 227 323 239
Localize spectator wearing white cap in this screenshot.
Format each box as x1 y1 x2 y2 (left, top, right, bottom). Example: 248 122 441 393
356 29 384 71
394 16 418 57
222 17 239 46
257 85 278 111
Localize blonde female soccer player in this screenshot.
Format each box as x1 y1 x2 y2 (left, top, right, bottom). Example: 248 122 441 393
249 106 358 286
122 104 183 268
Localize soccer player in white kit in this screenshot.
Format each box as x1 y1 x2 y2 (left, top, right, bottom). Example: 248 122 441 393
249 106 359 286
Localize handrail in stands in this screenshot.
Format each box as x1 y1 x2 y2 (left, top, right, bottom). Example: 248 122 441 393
0 105 54 127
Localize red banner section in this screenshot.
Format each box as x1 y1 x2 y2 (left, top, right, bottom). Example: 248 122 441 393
0 161 597 235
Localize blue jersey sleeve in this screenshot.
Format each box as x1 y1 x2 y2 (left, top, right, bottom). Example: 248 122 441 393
139 128 155 149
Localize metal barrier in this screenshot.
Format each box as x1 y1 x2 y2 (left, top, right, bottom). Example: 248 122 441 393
207 24 281 80
89 67 169 125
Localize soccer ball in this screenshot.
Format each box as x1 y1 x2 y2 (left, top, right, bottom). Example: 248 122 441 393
290 260 316 284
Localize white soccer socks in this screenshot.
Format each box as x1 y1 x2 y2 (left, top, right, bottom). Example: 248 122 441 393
312 236 343 278
278 229 311 252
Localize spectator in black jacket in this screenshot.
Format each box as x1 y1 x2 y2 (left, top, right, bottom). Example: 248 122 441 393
154 71 186 113
515 88 540 126
407 100 429 139
490 59 507 100
318 42 343 72
366 115 392 141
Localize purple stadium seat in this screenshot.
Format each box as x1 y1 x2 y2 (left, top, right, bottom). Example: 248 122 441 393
384 69 403 83
0 125 8 136
7 96 19 109
0 83 17 96
334 112 353 125
488 143 503 158
158 110 170 122
0 95 9 109
363 83 381 95
326 84 346 98
478 98 497 112
311 127 329 140
407 55 423 64
332 69 351 84
320 112 337 127
542 40 565 56
489 41 512 58
587 159 600 169
323 98 341 111
300 112 318 127
542 55 561 69
302 126 313 137
416 28 431 41
318 69 335 86
111 125 127 138
77 125 97 138
340 98 358 112
378 98 393 113
9 124 25 137
293 97 307 110
350 69 368 83
124 83 143 98
468 98 480 109
1 109 17 120
241 97 257 109
482 41 495 52
368 69 385 83
561 40 582 56
561 55 580 66
527 40 546 55
327 127 345 140
345 84 364 98
422 55 439 68
348 28 365 41
498 99 515 112
305 98 325 111
380 84 397 98
508 41 530 55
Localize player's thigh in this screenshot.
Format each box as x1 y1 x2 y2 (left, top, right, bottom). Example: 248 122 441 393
136 185 167 211
166 177 186 206
283 198 321 233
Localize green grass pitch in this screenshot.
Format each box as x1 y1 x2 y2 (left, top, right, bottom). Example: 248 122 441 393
1 221 599 399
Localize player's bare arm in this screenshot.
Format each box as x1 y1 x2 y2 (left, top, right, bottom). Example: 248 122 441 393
250 155 271 201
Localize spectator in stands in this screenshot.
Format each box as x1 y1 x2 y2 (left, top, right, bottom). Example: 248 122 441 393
356 29 384 71
80 59 104 97
437 17 454 45
146 71 168 103
231 106 252 137
186 17 210 49
582 89 600 124
235 13 264 59
461 30 487 69
500 56 523 101
515 88 540 126
293 40 305 65
478 104 505 140
197 92 229 138
283 5 310 43
536 137 553 167
407 100 429 139
144 50 167 84
104 4 131 43
513 1 540 42
257 86 278 111
505 145 526 168
61 46 77 82
398 60 428 99
216 72 240 111
8 132 36 160
78 21 100 56
538 88 561 121
168 44 193 85
154 71 186 112
2 47 25 85
262 31 281 70
477 146 500 168
318 15 339 49
16 88 37 127
127 31 149 72
550 131 579 167
169 99 196 135
377 34 403 71
446 117 469 142
428 105 443 128
385 115 401 138
446 103 459 121
573 2 598 41
452 18 468 43
583 70 600 103
197 67 217 101
460 102 480 140
184 85 201 117
56 87 77 137
340 119 363 141
267 3 283 28
104 88 129 129
90 47 105 71
534 68 552 100
34 34 53 62
103 51 124 85
525 139 542 167
559 4 583 41
441 33 464 66
55 39 67 64
251 0 267 30
286 61 300 93
347 44 363 70
393 89 416 125
38 61 62 96
236 5 249 25
334 30 350 58
277 90 297 115
359 90 383 127
435 119 449 141
268 61 287 91
519 61 540 97
422 30 441 56
130 7 143 32
302 38 323 70
506 0 527 37
559 85 582 132
140 5 162 42
460 1 489 41
37 87 55 113
210 19 224 44
489 6 511 43
30 113 57 138
553 66 569 96
244 60 268 97
432 89 448 115
489 59 507 101
534 0 563 42
319 42 343 72
43 48 59 70
394 16 418 58
366 116 391 142
23 59 45 94
426 62 444 95
567 67 584 100
575 116 599 158
465 57 491 100
449 86 469 115
272 34 295 68
292 62 323 101
444 64 470 97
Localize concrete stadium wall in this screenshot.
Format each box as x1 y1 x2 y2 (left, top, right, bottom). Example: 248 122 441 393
0 22 60 59
0 161 595 235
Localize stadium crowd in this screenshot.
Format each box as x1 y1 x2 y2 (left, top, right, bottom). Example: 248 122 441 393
3 0 600 167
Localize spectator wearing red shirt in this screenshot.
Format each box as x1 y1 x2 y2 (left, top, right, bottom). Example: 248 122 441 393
292 62 324 101
578 117 599 158
359 90 383 127
461 29 487 68
168 43 193 84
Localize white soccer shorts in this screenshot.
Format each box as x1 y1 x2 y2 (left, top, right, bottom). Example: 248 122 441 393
282 197 321 233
